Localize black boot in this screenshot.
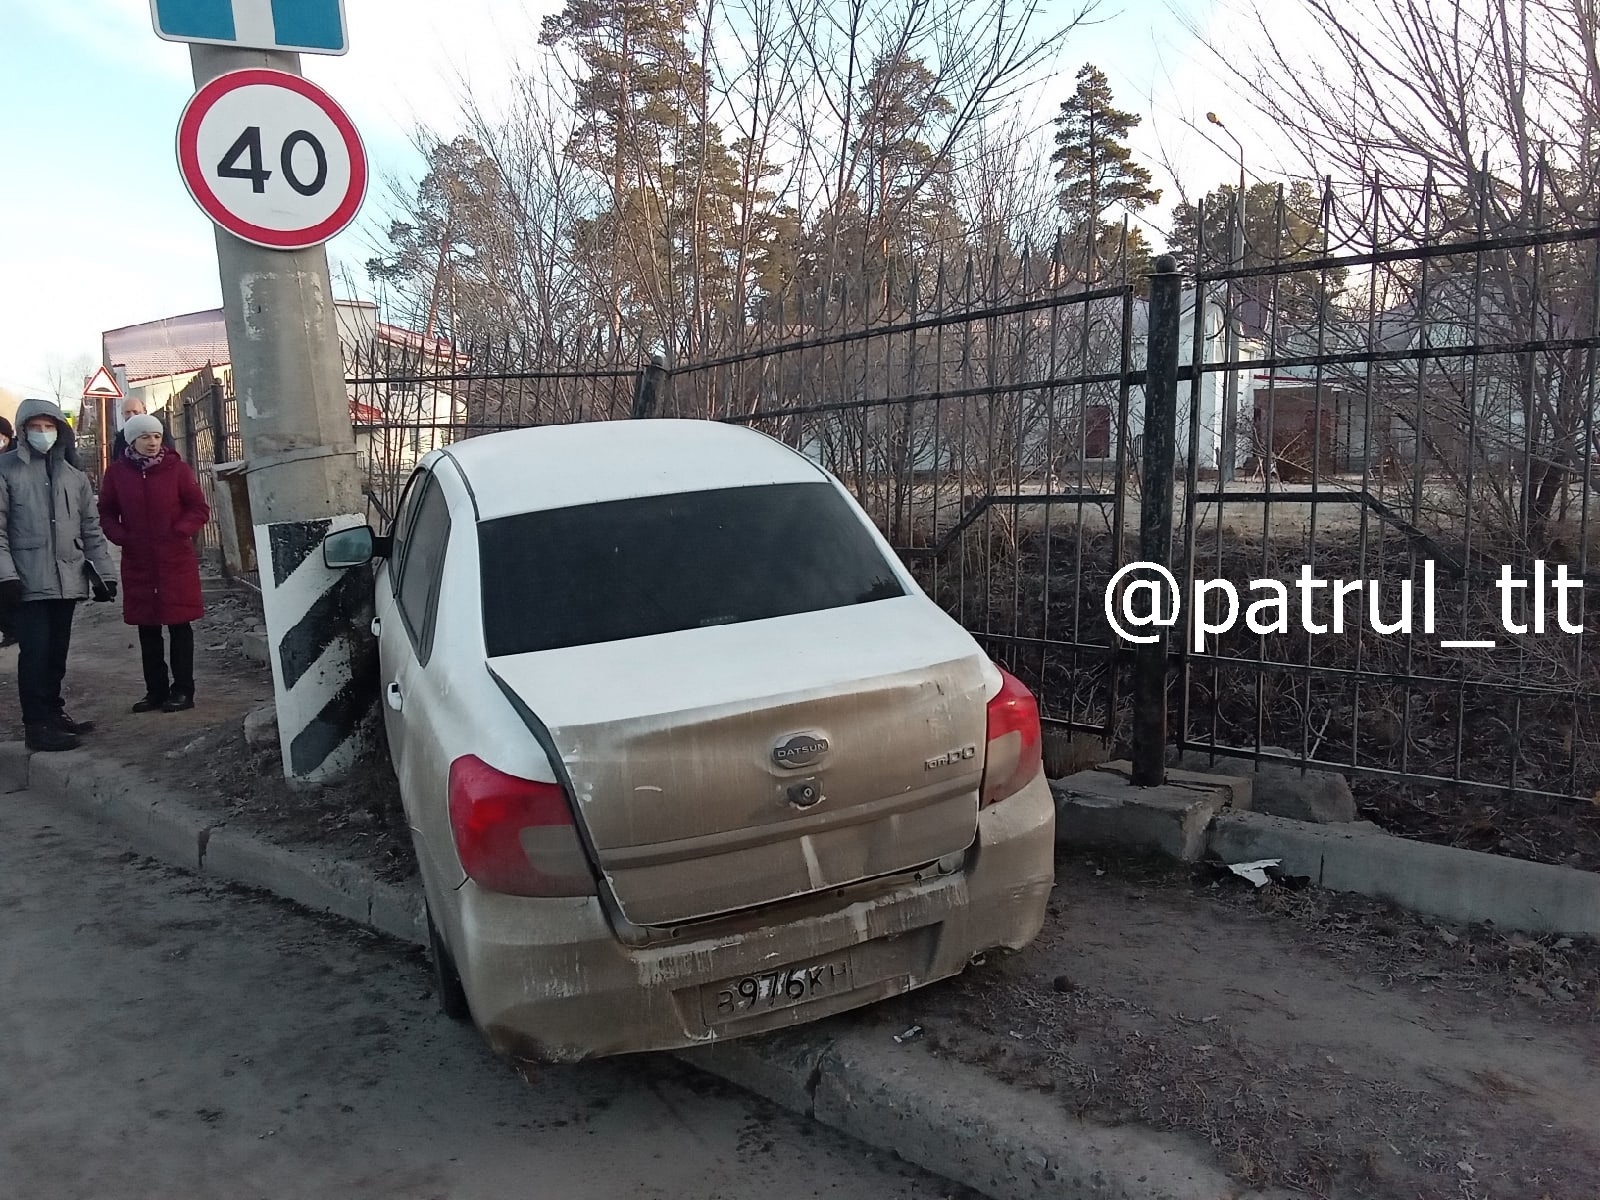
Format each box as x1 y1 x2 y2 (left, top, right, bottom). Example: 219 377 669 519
162 691 195 713
132 693 168 713
25 723 80 752
52 710 95 735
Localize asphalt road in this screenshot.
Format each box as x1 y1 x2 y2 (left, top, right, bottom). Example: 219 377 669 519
0 786 963 1200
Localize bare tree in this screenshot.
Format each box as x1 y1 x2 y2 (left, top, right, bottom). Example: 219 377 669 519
44 353 97 410
371 0 1089 355
1194 0 1600 544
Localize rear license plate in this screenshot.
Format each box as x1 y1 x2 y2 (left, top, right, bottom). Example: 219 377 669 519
705 956 852 1024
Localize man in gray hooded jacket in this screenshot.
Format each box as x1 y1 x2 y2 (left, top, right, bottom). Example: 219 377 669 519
0 398 118 750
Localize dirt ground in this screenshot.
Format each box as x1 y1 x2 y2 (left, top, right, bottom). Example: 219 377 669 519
7 581 1599 1198
3 787 970 1200
0 584 273 759
870 853 1600 1199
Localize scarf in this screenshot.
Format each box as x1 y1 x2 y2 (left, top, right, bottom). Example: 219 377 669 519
125 445 167 473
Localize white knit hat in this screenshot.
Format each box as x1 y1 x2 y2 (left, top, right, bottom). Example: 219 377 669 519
123 415 163 442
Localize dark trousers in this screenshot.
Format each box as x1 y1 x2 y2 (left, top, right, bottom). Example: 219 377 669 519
14 600 77 726
139 623 195 699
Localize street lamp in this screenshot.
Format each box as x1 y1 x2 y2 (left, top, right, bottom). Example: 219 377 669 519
1206 112 1247 483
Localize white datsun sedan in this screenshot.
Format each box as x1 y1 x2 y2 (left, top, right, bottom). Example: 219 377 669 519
323 419 1054 1062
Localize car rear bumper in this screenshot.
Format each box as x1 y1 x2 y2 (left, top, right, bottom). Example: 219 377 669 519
448 773 1055 1062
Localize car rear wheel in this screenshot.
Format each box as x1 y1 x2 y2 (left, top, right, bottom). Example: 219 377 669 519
426 905 471 1022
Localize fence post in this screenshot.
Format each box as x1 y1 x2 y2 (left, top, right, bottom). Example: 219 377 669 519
182 397 200 471
209 379 229 464
631 352 668 418
1131 255 1183 786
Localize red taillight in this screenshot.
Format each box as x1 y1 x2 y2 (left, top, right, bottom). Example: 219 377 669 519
447 755 594 897
980 667 1043 807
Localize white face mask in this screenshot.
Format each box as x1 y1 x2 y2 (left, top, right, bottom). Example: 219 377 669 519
26 429 58 454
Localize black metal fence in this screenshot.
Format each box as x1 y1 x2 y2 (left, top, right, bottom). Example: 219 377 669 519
167 364 240 570
669 253 1145 759
343 334 637 517
1176 176 1600 807
169 178 1600 813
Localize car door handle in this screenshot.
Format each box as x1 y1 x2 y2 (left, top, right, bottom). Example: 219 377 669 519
385 682 403 712
371 617 382 637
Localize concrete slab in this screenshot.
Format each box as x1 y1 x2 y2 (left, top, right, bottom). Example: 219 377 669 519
0 742 29 793
239 630 269 667
25 750 96 812
1169 749 1355 823
1212 810 1600 937
1094 759 1254 810
1053 768 1235 861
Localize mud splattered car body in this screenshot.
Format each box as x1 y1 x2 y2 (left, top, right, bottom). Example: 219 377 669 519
326 419 1054 1061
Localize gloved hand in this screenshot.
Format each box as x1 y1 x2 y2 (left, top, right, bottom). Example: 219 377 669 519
0 578 23 609
98 579 119 603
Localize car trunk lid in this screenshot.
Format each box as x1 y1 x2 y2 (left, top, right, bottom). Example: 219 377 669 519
487 597 989 926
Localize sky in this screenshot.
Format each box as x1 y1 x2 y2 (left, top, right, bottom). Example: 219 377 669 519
0 0 1265 399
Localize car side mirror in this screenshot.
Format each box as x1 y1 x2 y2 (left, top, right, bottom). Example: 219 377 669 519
324 525 381 569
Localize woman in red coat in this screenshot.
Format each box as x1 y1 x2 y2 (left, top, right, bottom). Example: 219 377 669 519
98 414 211 712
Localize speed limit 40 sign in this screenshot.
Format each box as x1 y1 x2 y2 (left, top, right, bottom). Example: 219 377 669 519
176 69 367 251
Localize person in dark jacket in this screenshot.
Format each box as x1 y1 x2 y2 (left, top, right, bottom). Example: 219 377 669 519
0 398 118 749
98 414 211 713
0 418 15 647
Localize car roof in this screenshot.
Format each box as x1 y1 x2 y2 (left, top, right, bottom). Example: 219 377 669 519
439 418 827 520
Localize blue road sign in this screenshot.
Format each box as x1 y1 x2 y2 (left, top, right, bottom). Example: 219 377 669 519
150 0 348 55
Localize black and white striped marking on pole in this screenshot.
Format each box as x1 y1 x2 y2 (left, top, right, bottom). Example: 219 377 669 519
257 516 377 782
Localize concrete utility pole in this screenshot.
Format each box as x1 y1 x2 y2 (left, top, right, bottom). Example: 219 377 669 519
190 44 376 786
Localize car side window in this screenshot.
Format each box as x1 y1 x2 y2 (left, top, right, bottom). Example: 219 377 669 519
386 469 428 593
393 475 451 664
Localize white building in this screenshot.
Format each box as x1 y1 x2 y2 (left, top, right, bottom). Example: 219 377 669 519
1120 287 1258 475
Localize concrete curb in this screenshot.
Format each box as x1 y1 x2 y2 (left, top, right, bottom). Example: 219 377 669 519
26 749 430 945
1212 810 1600 937
814 1030 1249 1200
675 1028 1271 1200
17 743 1269 1200
1055 774 1600 938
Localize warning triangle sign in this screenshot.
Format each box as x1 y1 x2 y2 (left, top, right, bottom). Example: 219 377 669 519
82 366 123 400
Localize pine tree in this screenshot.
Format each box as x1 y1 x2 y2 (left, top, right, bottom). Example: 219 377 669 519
797 52 961 314
540 0 747 355
366 137 522 340
1168 180 1344 329
1050 65 1160 283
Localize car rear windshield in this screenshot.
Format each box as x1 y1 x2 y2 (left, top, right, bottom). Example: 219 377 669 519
479 482 906 656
